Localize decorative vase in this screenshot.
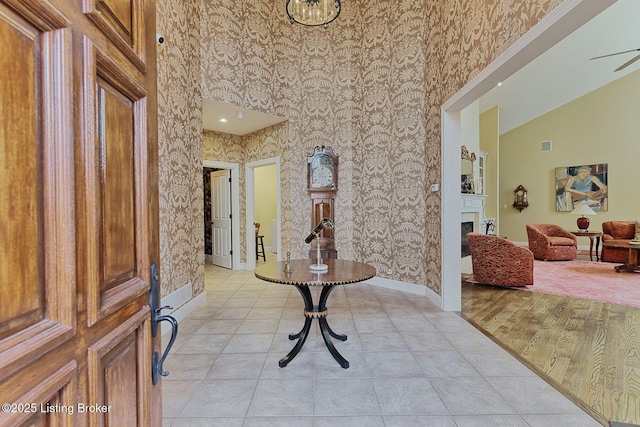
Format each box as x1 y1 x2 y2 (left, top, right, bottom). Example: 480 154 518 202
576 216 590 231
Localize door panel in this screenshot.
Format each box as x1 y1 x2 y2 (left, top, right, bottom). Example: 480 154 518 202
83 0 146 71
0 5 42 331
83 38 149 326
101 82 136 284
87 308 150 426
0 0 74 381
0 360 76 426
211 170 232 269
0 0 160 424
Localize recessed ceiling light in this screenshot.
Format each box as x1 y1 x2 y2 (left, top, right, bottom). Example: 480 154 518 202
237 111 244 120
219 118 228 123
497 82 503 87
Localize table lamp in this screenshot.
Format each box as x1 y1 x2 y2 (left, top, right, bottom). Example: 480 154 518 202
571 203 596 231
304 217 334 272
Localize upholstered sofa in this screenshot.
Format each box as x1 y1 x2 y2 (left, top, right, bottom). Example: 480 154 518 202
467 233 534 287
601 221 637 263
526 224 577 261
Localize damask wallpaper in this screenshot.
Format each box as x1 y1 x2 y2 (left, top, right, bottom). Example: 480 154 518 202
157 0 204 296
158 0 562 299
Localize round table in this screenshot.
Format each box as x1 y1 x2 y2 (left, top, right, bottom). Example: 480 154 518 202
255 259 376 369
602 241 640 273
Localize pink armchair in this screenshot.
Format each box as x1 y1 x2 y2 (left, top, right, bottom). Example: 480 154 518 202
467 233 534 287
526 224 577 261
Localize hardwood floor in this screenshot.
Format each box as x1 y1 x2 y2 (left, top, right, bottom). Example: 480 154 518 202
461 280 640 426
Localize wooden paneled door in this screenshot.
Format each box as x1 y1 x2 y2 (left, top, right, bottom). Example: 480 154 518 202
0 0 161 425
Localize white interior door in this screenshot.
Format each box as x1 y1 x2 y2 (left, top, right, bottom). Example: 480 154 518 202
211 170 232 268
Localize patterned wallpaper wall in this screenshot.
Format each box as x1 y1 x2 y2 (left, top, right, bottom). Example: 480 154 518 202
159 0 563 298
356 2 428 285
156 0 204 296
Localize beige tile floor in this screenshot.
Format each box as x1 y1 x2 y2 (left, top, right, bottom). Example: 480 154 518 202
162 263 601 427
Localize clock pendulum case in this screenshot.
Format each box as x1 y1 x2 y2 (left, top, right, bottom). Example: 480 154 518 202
307 145 338 259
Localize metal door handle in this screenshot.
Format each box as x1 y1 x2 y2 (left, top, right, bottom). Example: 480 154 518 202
152 313 178 384
149 262 179 385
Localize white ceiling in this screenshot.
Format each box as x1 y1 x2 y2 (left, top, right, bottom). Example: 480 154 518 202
202 99 287 136
202 0 640 137
479 0 640 135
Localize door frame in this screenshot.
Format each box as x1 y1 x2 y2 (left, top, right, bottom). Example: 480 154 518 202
246 156 282 271
440 0 616 311
203 160 241 269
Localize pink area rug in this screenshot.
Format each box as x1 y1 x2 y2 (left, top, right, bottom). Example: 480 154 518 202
470 260 640 308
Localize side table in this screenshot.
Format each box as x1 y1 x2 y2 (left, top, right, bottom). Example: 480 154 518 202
255 259 376 369
571 231 601 261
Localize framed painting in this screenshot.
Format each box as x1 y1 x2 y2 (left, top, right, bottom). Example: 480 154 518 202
555 163 608 211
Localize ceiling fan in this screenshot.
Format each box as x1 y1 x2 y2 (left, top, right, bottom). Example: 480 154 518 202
590 48 640 71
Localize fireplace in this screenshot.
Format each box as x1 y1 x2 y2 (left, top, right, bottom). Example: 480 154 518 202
461 221 473 257
461 194 486 257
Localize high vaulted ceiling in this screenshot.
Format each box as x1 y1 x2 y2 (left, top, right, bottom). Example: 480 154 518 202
479 0 640 135
202 0 640 137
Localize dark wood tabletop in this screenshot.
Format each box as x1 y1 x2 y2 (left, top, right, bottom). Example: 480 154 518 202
570 230 602 237
255 259 376 286
602 241 640 249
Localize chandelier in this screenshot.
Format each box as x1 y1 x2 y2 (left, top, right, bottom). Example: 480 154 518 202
286 0 341 29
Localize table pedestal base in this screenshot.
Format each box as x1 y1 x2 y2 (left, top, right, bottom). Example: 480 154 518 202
614 264 640 273
614 246 639 274
279 284 349 369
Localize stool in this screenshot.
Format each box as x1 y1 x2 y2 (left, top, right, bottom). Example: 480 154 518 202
256 235 266 261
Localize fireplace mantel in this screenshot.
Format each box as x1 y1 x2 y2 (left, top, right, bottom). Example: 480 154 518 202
461 194 486 235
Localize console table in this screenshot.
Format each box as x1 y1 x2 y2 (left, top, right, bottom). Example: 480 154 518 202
602 241 640 273
255 259 376 369
570 231 601 261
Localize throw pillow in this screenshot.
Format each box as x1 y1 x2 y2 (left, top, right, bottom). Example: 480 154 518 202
635 220 640 241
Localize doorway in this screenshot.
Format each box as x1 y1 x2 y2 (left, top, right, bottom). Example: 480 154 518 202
246 157 282 271
208 169 232 268
203 160 241 269
440 0 615 311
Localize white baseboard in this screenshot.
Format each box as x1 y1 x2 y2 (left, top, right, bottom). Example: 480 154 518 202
210 262 248 270
161 290 206 336
363 276 442 308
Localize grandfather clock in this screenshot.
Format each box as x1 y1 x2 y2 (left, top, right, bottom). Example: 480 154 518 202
307 145 338 259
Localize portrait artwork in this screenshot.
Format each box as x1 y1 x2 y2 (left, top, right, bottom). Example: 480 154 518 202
555 163 608 211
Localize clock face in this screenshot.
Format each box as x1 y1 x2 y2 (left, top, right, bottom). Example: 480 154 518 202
307 149 337 191
312 165 334 188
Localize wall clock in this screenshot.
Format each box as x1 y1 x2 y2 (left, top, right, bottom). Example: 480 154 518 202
307 145 338 259
513 184 529 212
